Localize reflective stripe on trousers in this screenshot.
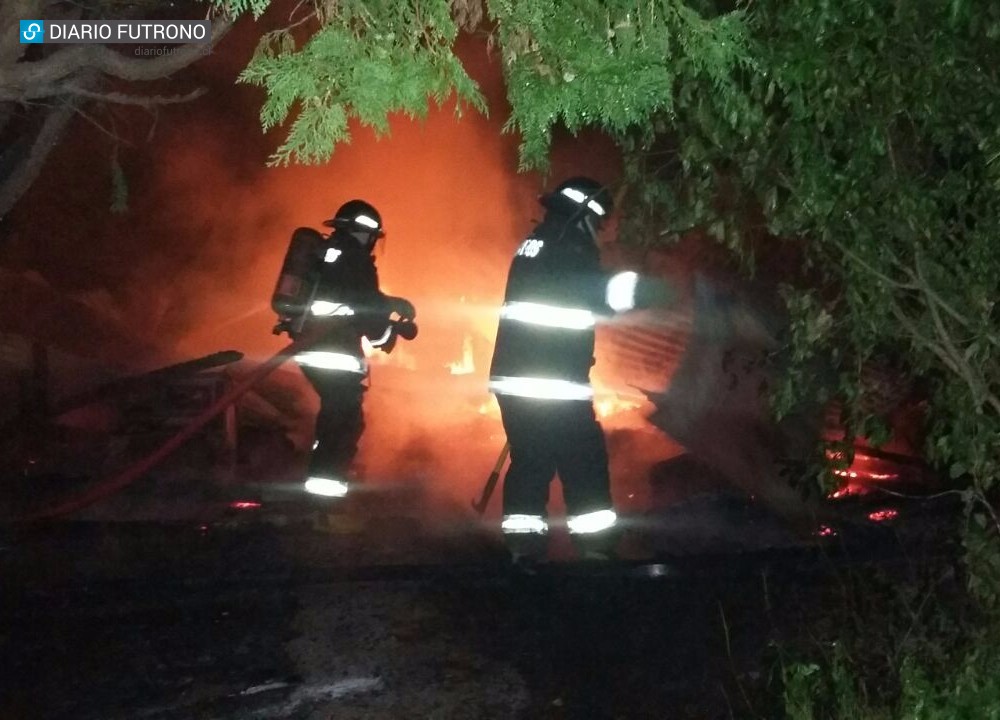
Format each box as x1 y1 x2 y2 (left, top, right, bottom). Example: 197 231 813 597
501 514 548 535
566 509 618 534
304 476 350 497
502 509 617 535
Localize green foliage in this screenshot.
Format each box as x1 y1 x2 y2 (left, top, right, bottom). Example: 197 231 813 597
778 529 1000 720
782 646 893 720
227 0 486 166
897 648 1000 720
205 2 1000 716
647 5 1000 713
597 0 1000 502
784 618 1000 720
489 0 753 170
211 0 271 19
768 511 1000 720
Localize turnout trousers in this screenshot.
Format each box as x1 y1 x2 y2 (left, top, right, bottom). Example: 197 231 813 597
300 364 366 480
496 394 616 555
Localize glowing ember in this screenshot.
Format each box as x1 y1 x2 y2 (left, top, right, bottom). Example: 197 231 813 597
833 469 898 481
868 508 899 523
829 484 867 499
229 500 262 509
826 450 901 500
447 334 476 375
817 525 837 537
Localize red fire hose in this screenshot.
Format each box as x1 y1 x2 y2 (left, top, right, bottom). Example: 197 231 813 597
15 330 324 523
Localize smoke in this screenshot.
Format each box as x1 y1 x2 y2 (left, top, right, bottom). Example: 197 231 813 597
2 20 690 512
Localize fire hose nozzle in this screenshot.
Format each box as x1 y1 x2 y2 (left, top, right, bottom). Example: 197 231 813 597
394 318 418 341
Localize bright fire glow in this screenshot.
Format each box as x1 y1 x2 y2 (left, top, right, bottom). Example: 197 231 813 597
829 484 867 499
594 391 642 418
827 449 901 498
833 469 898 481
868 508 899 523
23 35 634 520
447 334 475 375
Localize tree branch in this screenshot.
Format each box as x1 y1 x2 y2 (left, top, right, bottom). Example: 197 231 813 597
64 86 208 106
833 238 918 290
905 251 1000 352
0 15 233 102
920 268 1000 416
888 299 961 377
0 99 77 220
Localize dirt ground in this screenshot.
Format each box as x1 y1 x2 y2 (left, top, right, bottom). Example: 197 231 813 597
0 482 962 720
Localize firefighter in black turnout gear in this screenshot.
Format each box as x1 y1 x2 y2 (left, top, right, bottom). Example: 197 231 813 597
489 177 640 561
271 200 417 497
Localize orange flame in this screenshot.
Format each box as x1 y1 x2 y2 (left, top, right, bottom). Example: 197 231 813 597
447 334 476 375
594 389 643 419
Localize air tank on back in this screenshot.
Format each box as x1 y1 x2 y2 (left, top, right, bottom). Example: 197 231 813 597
271 227 325 331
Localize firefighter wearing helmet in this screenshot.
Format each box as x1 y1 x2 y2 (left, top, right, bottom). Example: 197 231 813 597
488 177 641 563
271 199 417 497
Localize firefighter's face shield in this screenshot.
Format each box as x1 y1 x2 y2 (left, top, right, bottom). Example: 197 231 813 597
581 213 602 243
350 229 380 252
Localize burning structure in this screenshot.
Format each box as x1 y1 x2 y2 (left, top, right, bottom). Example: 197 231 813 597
0 19 931 530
